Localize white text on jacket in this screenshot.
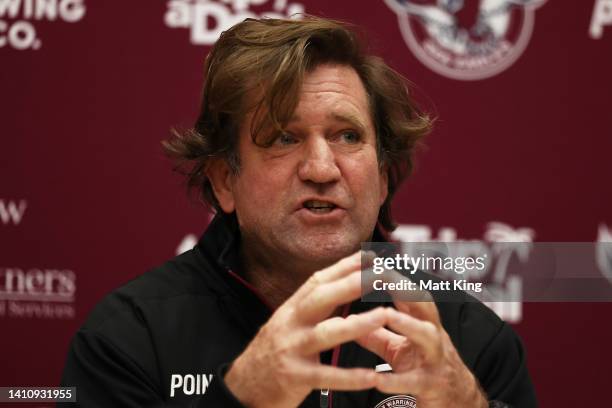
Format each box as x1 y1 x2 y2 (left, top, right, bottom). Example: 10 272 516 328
170 374 214 397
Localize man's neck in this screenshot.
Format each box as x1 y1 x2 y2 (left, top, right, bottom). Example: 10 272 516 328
239 245 323 310
243 265 301 310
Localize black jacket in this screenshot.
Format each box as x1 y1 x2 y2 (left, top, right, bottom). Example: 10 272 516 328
60 215 537 407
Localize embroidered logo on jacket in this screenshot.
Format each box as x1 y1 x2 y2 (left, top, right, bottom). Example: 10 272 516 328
170 374 213 397
374 395 417 408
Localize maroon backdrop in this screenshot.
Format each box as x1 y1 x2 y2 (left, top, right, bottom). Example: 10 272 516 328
2 0 611 406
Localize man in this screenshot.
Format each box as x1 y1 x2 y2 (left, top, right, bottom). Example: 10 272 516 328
60 17 536 407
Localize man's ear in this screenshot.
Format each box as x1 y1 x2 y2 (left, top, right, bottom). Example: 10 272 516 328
206 158 236 213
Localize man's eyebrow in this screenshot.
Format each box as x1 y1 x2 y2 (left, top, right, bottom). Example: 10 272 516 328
329 112 368 133
287 112 368 132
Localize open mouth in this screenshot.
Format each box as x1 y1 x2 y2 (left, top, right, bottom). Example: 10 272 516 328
302 200 337 214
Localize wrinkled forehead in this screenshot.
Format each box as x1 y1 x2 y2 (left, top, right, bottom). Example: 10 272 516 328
238 63 376 140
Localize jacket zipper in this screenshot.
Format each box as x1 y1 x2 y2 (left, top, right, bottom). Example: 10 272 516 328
320 304 351 408
320 388 330 408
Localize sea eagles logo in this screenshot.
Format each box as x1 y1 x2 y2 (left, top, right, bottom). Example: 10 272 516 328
374 395 417 408
384 0 547 80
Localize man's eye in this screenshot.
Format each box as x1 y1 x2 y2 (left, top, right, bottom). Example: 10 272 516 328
340 131 361 144
274 132 298 146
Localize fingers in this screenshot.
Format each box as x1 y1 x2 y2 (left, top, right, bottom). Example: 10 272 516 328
295 298 440 363
300 307 391 354
386 309 442 364
296 270 363 322
375 268 441 326
375 368 428 395
298 364 377 391
319 250 374 283
354 326 406 362
393 298 441 327
292 251 375 304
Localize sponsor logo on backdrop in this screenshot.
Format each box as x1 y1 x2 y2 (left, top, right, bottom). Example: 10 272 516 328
590 0 612 39
374 395 417 408
0 267 76 319
0 199 27 226
392 221 534 323
385 0 547 80
0 0 86 50
164 0 305 46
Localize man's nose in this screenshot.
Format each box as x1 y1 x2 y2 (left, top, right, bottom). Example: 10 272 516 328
297 136 341 184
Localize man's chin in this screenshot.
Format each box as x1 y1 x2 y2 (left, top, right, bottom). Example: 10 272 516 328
290 239 359 269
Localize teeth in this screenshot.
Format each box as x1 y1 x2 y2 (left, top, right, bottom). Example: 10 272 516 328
307 207 333 213
304 200 336 210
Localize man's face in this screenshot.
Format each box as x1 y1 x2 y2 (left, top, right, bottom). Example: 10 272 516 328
216 64 388 270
